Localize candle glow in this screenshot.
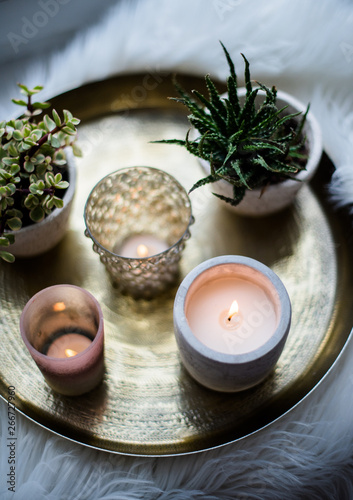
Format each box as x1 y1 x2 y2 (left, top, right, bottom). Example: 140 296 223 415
46 333 92 358
137 244 149 258
65 348 78 357
53 301 66 312
116 234 169 258
187 277 278 354
227 300 239 321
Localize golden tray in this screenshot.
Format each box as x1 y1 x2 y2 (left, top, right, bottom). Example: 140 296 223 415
1 73 352 456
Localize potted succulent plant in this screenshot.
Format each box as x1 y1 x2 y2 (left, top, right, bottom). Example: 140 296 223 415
156 43 322 217
0 84 81 262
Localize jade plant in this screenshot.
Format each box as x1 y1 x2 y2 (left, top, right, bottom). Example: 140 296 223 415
156 42 309 207
0 84 81 262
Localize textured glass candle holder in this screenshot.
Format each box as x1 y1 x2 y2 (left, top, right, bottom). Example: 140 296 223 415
84 167 194 298
20 284 104 396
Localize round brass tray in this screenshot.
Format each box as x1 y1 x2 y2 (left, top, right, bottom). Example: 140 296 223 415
1 74 353 456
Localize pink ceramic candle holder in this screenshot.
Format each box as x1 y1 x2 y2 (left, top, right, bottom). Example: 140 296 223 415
20 284 104 396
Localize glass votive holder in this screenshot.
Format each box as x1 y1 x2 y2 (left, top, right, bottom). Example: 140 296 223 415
84 167 194 298
20 284 104 396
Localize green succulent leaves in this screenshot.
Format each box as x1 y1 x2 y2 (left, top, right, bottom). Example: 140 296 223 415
0 84 81 262
157 42 309 207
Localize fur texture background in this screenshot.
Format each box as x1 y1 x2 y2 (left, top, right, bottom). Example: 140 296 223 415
0 0 353 498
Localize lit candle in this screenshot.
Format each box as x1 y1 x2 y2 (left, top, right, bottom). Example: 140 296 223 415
20 285 104 396
114 234 169 258
84 167 194 298
44 332 93 358
174 256 291 392
186 277 277 355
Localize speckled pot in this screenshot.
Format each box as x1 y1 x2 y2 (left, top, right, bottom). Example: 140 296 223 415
199 89 322 217
173 255 292 392
3 148 76 258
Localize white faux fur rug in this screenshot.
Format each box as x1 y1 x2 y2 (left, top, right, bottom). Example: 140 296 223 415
1 0 353 498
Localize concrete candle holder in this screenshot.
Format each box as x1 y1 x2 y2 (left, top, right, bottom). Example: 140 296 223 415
173 255 292 392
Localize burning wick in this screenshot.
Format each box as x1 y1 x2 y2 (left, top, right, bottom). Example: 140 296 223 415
65 348 78 358
137 244 149 258
219 300 242 330
227 300 239 321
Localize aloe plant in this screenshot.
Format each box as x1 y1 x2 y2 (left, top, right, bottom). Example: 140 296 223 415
156 42 309 207
0 84 81 262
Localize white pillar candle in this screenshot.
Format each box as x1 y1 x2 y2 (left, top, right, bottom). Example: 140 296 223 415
186 277 277 355
114 234 169 258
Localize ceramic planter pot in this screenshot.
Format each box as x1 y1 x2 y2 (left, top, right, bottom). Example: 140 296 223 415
3 148 77 258
198 89 322 217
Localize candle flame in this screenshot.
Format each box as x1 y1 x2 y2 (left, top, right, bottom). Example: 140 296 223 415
65 348 77 358
227 300 239 321
137 244 149 257
53 302 66 312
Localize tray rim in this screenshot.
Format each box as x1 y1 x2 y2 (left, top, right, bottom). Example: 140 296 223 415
1 72 352 457
1 327 352 458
